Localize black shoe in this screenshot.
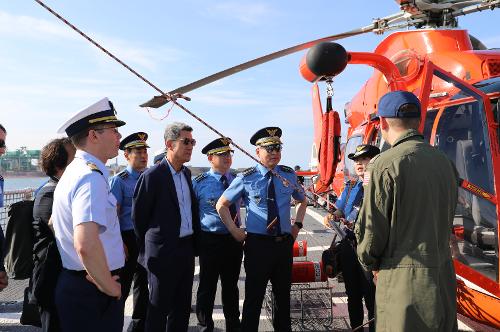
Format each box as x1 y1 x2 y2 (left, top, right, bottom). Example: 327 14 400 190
226 318 242 332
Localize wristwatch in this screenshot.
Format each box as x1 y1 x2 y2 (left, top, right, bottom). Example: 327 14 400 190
294 221 303 229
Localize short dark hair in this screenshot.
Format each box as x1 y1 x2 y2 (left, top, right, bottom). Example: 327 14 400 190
40 138 75 177
0 124 6 134
387 103 421 129
70 128 91 148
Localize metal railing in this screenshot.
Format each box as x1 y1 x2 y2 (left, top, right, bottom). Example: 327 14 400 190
0 188 36 230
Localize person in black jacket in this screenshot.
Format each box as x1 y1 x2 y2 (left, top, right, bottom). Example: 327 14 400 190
31 138 75 332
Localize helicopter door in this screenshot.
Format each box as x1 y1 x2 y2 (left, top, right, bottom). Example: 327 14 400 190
426 67 499 290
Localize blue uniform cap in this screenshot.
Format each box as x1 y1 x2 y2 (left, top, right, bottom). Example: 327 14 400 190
201 137 233 155
377 91 421 118
119 132 150 150
250 127 282 146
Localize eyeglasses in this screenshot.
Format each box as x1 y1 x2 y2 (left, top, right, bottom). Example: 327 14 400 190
262 144 282 153
0 139 5 149
215 151 234 157
94 126 120 135
177 138 197 146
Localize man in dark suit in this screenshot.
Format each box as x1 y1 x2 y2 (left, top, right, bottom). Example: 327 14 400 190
132 122 200 332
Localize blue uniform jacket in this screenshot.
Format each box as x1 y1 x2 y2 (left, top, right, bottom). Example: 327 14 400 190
193 169 239 234
222 163 305 235
109 165 142 231
335 179 363 221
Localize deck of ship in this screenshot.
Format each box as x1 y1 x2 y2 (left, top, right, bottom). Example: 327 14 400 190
0 207 485 331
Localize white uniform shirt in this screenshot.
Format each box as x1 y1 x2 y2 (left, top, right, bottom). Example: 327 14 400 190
52 150 125 271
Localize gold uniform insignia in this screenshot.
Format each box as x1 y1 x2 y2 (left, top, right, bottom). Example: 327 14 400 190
266 128 278 137
356 145 364 152
87 162 99 171
220 137 231 145
138 133 146 141
87 162 103 175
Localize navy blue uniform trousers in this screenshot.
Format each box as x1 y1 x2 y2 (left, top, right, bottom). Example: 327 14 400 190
120 229 148 332
340 238 375 332
242 234 293 332
55 269 123 332
145 236 195 332
196 231 243 331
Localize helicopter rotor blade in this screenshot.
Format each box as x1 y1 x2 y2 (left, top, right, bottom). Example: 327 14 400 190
140 26 378 108
140 0 499 109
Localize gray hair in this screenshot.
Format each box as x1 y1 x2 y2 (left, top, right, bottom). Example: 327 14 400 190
164 122 193 141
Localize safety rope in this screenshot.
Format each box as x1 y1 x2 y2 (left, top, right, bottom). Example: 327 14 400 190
32 6 379 328
351 318 375 331
33 0 320 198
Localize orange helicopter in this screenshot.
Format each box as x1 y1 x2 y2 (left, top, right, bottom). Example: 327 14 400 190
141 0 500 328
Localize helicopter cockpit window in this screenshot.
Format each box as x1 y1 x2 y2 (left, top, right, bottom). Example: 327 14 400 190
343 135 363 181
435 100 498 282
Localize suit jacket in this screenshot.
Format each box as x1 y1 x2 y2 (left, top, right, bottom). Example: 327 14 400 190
31 178 62 307
132 158 200 268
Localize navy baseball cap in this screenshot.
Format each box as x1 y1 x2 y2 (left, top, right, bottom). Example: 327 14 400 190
377 91 421 118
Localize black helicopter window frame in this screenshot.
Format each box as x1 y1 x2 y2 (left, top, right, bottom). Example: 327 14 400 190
429 66 498 203
426 65 500 289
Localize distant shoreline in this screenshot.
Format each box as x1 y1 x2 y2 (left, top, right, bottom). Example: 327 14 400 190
2 172 45 178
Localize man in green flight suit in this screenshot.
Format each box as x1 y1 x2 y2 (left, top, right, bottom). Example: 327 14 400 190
355 91 459 331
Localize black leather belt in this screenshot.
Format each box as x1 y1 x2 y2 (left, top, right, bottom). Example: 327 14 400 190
201 230 232 237
247 233 292 243
178 235 194 242
63 268 121 277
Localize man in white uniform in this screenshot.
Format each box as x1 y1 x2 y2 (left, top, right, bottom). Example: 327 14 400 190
52 98 126 332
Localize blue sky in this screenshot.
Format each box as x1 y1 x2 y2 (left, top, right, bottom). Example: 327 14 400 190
1 1 499 168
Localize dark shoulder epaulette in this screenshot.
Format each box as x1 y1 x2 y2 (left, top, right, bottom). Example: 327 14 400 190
241 167 256 177
118 171 128 179
194 173 208 183
87 162 103 175
280 165 294 173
